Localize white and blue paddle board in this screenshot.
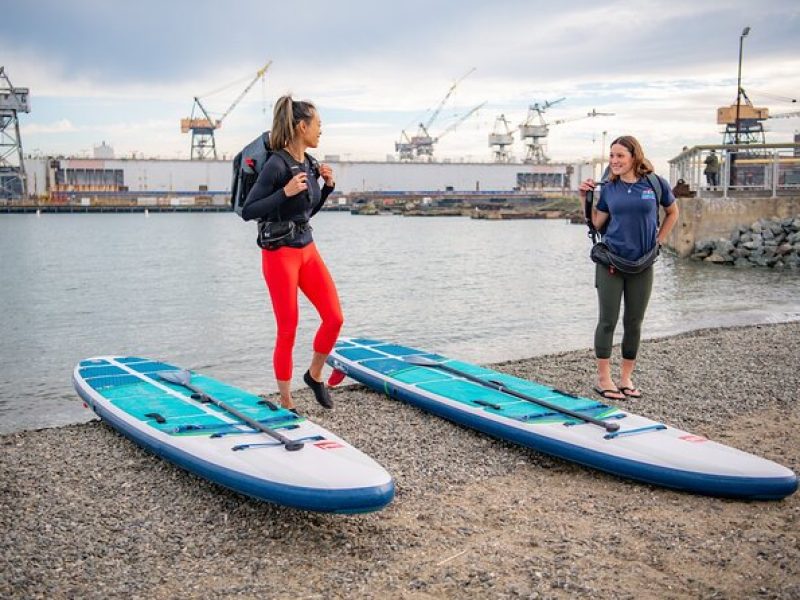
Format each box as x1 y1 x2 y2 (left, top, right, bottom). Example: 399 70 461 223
73 356 394 513
328 338 797 500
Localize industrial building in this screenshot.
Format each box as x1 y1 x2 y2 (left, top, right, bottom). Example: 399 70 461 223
21 155 593 207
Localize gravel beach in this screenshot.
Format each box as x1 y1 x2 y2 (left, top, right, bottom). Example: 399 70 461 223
2 322 799 599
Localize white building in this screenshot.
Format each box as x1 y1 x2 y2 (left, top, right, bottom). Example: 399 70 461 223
22 156 593 198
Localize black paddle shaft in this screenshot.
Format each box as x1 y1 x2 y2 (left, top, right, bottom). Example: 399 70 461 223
159 372 303 451
405 358 620 432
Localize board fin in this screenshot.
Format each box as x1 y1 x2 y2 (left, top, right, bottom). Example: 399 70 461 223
328 369 346 387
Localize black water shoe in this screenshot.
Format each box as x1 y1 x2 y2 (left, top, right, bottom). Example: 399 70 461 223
304 370 333 409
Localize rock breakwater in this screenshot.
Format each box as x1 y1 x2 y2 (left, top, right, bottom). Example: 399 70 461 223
691 217 800 269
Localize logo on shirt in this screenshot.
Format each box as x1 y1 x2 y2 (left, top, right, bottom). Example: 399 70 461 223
641 189 656 200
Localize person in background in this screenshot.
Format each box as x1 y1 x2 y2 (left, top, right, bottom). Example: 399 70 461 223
578 135 679 400
242 95 342 412
704 149 720 189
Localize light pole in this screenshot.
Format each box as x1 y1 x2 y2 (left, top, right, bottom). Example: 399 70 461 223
734 26 750 144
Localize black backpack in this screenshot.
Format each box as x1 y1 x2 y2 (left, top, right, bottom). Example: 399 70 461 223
230 131 321 219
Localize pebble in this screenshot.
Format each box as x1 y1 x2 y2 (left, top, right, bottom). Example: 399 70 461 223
1 322 798 598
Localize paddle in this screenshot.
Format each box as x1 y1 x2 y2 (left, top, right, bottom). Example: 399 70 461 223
157 370 304 451
403 356 620 433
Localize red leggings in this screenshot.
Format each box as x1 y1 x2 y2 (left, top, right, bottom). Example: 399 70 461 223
261 242 343 381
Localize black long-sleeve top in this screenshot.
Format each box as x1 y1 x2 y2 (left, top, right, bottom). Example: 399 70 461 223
241 151 334 248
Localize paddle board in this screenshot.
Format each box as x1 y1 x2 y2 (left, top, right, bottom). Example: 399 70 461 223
73 356 394 513
327 338 797 500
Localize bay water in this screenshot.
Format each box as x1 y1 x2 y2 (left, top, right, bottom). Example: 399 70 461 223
2 211 799 434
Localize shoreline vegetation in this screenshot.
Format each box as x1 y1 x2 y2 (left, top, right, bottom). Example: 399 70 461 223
2 321 798 598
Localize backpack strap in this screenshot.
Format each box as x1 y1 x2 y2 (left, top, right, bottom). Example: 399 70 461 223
644 173 663 227
645 172 662 204
305 152 321 178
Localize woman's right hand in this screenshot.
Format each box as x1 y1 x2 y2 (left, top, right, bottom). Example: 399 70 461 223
578 178 596 200
284 172 308 197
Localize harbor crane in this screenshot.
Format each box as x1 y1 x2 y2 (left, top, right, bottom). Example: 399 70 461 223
412 101 487 160
519 99 612 163
518 98 564 164
718 83 799 145
398 68 476 160
181 60 272 160
488 114 515 163
394 130 415 161
0 66 30 199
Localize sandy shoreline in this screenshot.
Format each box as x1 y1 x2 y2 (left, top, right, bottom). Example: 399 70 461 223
2 322 799 598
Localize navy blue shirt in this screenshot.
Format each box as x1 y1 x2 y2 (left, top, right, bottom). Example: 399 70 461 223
596 175 675 261
241 151 334 248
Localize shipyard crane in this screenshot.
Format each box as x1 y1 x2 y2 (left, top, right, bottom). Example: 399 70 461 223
181 60 272 160
412 101 487 159
520 100 611 164
395 130 415 161
488 114 515 163
717 88 769 145
399 68 476 160
518 98 565 164
0 66 30 199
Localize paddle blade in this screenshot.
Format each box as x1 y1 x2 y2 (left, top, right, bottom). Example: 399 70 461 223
157 369 192 386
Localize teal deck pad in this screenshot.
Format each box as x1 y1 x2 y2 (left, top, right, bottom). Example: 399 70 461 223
79 365 127 378
372 344 424 356
80 358 110 367
337 347 386 361
418 379 519 407
360 357 412 375
127 361 179 374
392 367 453 385
88 374 142 390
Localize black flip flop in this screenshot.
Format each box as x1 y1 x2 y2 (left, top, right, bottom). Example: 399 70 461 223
593 386 625 401
618 386 642 398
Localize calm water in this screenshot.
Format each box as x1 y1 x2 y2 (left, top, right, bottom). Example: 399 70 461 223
2 212 799 433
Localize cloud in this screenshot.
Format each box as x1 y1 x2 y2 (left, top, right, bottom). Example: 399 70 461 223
4 0 799 165
23 119 77 134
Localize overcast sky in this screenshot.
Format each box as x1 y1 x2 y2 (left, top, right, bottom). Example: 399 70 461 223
4 0 799 173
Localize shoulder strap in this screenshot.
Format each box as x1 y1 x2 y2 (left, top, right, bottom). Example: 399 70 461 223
645 172 662 227
305 152 321 178
645 172 662 204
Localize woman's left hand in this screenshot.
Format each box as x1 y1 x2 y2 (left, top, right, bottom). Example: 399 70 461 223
320 163 335 187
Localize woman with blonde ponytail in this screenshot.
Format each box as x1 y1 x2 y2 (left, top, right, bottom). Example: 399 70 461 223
578 135 679 401
242 95 341 412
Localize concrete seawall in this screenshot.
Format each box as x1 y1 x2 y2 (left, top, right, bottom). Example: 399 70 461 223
666 193 800 257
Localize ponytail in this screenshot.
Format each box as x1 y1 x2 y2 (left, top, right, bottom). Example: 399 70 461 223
270 95 316 150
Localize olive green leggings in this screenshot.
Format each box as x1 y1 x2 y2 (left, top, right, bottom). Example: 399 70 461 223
594 264 654 360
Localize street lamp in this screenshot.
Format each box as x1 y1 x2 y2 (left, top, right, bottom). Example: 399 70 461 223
734 26 751 144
